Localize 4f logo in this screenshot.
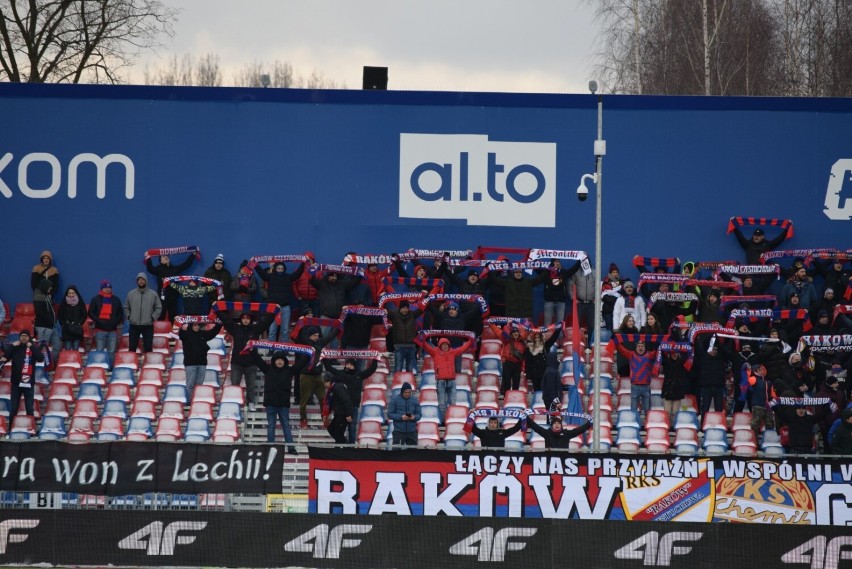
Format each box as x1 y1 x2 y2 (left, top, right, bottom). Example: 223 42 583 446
399 133 556 228
783 537 852 569
614 531 702 566
284 524 371 559
118 521 207 555
449 527 537 562
0 520 39 554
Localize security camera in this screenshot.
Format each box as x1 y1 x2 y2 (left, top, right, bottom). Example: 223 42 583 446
577 173 595 201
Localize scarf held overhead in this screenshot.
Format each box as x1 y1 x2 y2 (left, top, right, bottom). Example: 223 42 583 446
144 245 201 262
241 340 315 358
162 276 223 300
320 348 385 361
527 249 592 275
727 216 793 237
633 256 681 271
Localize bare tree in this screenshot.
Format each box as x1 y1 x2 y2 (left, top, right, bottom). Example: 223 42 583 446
771 0 852 96
232 59 339 89
586 0 660 94
195 53 221 87
143 53 192 86
0 0 177 83
588 0 789 96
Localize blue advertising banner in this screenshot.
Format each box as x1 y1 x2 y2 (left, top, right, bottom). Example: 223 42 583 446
310 448 852 525
0 84 849 305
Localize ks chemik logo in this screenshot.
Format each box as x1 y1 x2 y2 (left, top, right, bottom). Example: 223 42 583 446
449 527 537 562
0 520 39 554
399 133 556 227
118 521 207 555
614 531 703 567
0 151 135 199
284 524 372 559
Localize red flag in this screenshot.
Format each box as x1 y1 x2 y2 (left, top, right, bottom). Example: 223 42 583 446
571 285 584 380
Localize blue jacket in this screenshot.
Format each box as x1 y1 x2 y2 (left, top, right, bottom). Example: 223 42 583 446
387 393 422 434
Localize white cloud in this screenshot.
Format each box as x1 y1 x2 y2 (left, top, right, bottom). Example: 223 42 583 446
130 0 599 93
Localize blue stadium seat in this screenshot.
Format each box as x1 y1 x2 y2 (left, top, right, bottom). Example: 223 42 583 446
38 415 67 440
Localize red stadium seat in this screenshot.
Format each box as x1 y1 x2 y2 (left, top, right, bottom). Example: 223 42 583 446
56 349 83 369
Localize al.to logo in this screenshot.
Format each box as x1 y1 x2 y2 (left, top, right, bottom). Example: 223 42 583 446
399 133 556 227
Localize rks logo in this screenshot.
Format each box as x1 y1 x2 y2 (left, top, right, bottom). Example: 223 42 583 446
782 537 852 569
449 527 537 562
0 520 39 554
824 159 852 221
614 531 703 566
399 134 556 227
284 523 372 559
118 521 207 555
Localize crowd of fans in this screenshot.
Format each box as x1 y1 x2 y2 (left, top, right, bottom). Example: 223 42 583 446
1 217 851 454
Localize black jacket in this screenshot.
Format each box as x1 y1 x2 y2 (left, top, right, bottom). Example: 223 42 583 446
295 327 340 374
252 350 307 408
179 323 223 366
255 264 304 307
327 381 355 419
147 255 194 296
223 316 270 367
831 410 852 455
2 341 45 385
524 332 561 387
695 336 732 387
490 271 548 318
541 352 563 410
527 418 591 449
386 306 420 345
732 225 790 265
324 360 379 407
471 421 523 448
543 265 580 302
57 286 87 341
341 313 384 349
310 274 358 318
33 281 56 329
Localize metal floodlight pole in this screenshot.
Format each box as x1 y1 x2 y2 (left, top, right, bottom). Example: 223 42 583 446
591 84 605 452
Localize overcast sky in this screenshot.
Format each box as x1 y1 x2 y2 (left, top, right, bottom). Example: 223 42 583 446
130 1 601 94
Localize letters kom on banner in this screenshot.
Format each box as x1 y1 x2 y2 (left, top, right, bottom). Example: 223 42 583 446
308 448 852 525
0 441 284 495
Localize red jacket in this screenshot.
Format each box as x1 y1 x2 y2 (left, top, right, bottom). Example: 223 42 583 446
423 337 473 380
292 270 319 302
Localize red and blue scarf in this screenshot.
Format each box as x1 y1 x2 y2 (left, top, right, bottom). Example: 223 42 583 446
144 245 201 262
727 216 793 237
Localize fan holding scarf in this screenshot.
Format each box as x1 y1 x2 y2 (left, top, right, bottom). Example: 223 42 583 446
1 330 44 416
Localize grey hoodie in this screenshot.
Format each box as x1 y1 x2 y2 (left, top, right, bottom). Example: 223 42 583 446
124 272 162 325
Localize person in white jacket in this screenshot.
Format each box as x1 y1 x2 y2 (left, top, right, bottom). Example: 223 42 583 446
613 280 646 330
